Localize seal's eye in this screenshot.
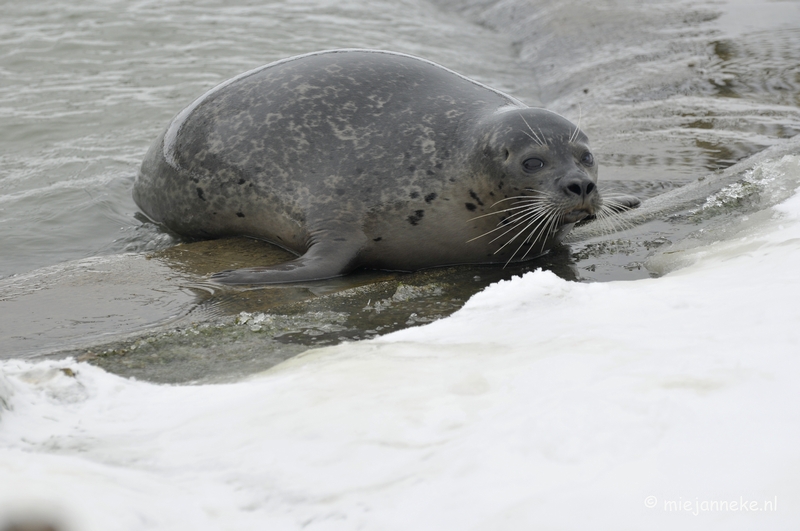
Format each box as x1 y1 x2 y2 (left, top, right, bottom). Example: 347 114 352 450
522 158 545 172
581 152 594 166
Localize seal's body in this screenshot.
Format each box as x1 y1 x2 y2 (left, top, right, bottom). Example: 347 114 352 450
134 50 637 284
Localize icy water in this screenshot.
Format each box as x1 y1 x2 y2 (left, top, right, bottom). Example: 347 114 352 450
1 0 800 380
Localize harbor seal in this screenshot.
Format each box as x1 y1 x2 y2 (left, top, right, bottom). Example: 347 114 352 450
133 49 638 284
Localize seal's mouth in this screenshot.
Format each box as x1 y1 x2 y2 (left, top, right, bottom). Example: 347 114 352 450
562 209 592 224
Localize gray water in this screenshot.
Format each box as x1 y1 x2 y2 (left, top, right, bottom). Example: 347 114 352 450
1 0 799 379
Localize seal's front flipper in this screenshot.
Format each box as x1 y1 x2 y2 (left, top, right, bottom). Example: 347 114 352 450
603 194 641 213
209 235 365 285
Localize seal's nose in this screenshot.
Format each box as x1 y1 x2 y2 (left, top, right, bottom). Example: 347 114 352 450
562 176 596 198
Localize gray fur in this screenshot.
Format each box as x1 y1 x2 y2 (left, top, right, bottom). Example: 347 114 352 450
134 50 628 284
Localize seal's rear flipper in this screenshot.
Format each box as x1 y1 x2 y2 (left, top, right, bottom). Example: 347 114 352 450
209 235 365 285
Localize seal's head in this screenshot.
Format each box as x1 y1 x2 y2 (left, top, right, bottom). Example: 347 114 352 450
467 107 601 263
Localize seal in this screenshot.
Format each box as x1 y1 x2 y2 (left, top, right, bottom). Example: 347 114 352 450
133 49 639 284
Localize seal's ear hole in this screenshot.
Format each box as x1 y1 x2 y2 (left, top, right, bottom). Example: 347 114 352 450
503 148 510 161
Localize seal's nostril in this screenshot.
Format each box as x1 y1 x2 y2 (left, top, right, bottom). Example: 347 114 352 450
568 183 582 195
586 182 595 194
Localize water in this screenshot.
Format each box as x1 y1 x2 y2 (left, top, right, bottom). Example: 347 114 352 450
1 0 799 377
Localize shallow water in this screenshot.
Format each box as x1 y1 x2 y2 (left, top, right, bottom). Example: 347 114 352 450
1 0 799 378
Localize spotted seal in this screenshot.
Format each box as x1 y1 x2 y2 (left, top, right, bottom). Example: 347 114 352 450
133 49 639 284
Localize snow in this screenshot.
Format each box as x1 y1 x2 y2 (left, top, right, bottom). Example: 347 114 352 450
2 156 800 530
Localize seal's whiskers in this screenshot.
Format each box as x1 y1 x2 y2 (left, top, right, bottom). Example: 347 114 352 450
467 189 566 262
466 194 553 242
488 206 553 245
503 205 562 265
467 202 550 243
518 209 564 262
518 115 545 147
592 198 636 234
466 198 547 223
495 203 558 253
568 105 582 144
519 129 542 145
